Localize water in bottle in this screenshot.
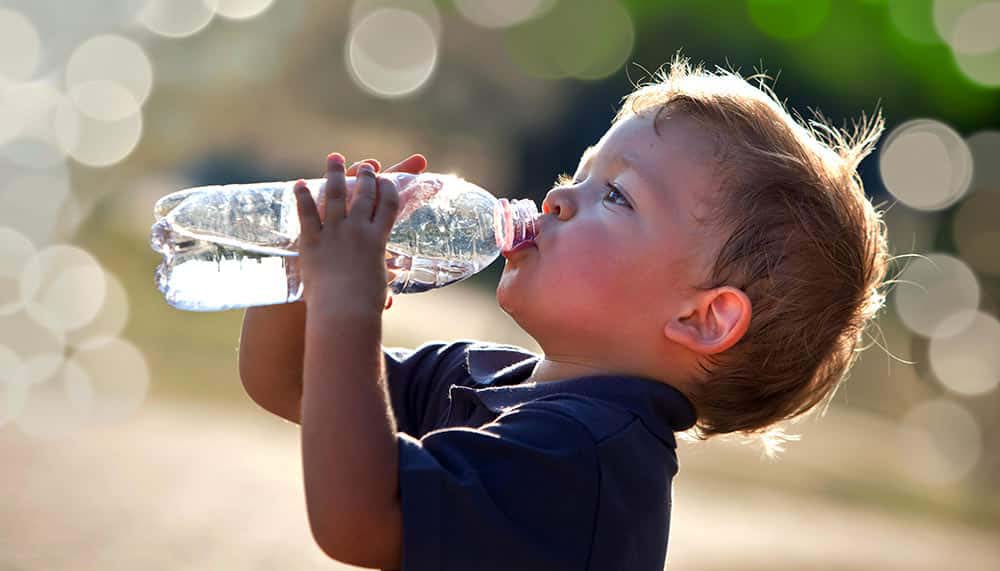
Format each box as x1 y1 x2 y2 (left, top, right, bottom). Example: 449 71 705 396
150 172 539 311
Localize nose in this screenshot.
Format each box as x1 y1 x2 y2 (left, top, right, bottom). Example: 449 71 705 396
542 185 576 220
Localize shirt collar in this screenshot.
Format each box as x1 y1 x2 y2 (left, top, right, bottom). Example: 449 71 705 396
459 344 698 445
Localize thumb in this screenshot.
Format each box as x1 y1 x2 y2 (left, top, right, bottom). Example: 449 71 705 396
384 154 427 175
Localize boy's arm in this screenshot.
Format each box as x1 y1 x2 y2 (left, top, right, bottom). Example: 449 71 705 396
238 302 306 423
240 302 402 566
294 156 403 569
300 308 402 569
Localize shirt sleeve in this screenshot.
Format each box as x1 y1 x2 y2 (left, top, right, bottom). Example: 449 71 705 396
383 341 476 437
395 399 600 571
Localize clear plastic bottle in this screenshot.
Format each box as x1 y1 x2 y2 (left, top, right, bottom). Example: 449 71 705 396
149 172 539 311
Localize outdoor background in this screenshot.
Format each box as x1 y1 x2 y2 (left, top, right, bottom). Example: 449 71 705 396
2 0 999 569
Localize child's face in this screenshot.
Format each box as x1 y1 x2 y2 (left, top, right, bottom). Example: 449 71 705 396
497 111 723 369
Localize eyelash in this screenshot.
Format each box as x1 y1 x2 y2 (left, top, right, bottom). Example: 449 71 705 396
604 182 632 208
555 173 632 209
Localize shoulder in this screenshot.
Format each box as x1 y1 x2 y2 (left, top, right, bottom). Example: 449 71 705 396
512 394 639 445
385 339 535 374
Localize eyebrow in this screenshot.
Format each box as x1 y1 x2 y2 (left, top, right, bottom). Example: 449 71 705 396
578 145 648 187
575 145 669 212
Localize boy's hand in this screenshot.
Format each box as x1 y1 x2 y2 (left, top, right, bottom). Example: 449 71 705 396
316 154 428 223
294 153 401 315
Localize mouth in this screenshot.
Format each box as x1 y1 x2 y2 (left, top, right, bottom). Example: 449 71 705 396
501 238 537 259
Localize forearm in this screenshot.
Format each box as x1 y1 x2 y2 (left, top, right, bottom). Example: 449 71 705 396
300 307 400 563
238 302 307 421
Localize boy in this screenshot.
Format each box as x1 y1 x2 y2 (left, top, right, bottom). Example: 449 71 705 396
238 55 889 570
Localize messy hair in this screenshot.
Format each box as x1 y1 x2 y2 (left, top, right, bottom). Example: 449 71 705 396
616 52 891 458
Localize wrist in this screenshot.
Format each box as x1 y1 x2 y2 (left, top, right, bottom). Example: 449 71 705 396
304 279 388 317
305 294 385 321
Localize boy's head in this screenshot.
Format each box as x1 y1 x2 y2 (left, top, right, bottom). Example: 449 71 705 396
497 54 890 453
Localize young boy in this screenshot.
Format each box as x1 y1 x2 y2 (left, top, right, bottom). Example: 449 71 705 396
238 55 889 570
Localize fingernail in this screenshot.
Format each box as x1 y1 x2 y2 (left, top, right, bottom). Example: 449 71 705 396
327 153 345 167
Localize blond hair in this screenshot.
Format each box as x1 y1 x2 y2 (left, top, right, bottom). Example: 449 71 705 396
616 53 891 458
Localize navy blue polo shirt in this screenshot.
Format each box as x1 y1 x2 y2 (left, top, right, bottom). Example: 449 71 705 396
384 340 697 571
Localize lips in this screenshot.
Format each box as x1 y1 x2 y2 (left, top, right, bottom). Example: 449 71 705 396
502 238 537 259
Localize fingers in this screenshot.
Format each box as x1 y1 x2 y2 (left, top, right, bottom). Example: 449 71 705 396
384 154 427 175
348 165 400 230
293 180 322 239
324 153 348 220
349 164 379 223
346 158 381 177
372 176 400 230
339 154 425 177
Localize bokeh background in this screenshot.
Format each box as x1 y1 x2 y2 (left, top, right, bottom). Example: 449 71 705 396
2 0 999 569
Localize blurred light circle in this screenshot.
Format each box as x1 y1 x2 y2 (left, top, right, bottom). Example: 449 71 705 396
0 84 24 146
0 311 67 369
571 1 634 80
887 0 941 44
892 253 980 337
952 45 1000 87
952 188 1000 275
879 119 973 210
454 0 555 28
214 0 275 20
14 354 88 438
15 352 66 387
351 0 442 36
0 8 41 81
949 1 1000 54
20 245 108 333
53 98 143 167
0 80 69 168
747 0 830 41
0 344 18 383
967 130 1000 192
139 0 219 38
0 169 73 247
68 80 141 122
13 0 147 78
505 0 634 80
898 399 982 486
66 270 131 351
64 337 149 424
933 0 979 40
0 344 28 427
929 310 1000 396
66 34 153 113
934 0 1000 87
0 227 37 315
347 9 438 98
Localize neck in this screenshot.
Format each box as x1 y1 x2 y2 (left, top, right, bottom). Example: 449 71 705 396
525 352 699 398
526 356 622 384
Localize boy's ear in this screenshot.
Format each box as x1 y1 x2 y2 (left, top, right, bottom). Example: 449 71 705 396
663 286 751 355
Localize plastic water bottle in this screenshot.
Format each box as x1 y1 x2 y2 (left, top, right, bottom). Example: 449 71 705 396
149 172 539 311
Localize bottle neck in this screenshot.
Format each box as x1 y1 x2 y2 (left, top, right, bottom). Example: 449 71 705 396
497 198 540 251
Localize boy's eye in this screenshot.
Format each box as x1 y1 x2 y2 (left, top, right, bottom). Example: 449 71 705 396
553 174 631 209
603 183 632 208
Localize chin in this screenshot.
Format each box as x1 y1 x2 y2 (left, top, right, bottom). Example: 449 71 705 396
496 277 532 323
495 280 518 316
